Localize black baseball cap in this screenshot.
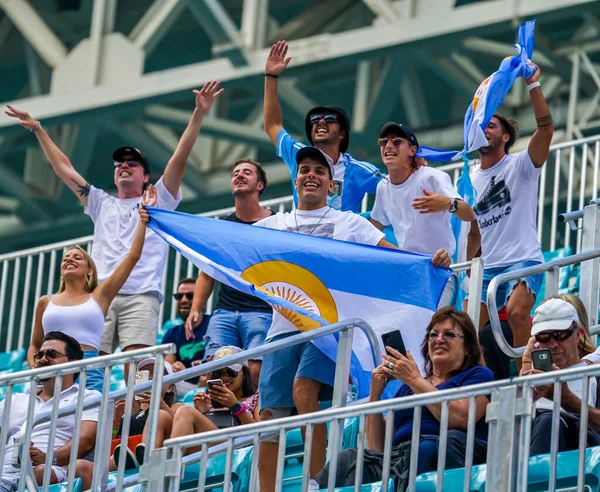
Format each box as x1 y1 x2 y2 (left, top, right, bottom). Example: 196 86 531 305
112 147 150 175
378 122 419 148
305 106 351 153
295 146 333 178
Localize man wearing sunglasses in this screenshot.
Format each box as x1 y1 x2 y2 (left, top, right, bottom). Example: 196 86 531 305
370 122 475 305
5 81 224 358
520 298 600 456
0 332 99 491
263 41 382 213
162 278 211 394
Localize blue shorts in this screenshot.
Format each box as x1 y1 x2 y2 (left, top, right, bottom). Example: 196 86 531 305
479 260 544 308
79 350 104 392
203 309 272 359
259 332 335 409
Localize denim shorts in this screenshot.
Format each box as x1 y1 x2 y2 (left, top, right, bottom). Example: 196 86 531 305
203 309 272 359
477 260 544 308
259 332 335 409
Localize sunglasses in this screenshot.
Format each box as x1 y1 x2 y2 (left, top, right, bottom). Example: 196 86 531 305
33 349 70 363
211 368 238 379
173 293 194 301
426 330 464 342
534 325 577 343
378 137 404 148
310 114 338 125
113 160 142 168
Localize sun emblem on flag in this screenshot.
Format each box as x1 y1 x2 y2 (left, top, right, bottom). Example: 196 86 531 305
241 261 338 332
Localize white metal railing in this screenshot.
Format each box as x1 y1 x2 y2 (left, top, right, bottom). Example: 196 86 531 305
1 134 599 353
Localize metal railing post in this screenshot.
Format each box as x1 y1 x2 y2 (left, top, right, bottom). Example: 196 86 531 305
466 257 484 329
579 202 600 327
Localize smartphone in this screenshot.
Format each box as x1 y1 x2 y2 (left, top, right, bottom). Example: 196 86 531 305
381 330 406 357
207 378 225 408
134 370 150 401
532 349 553 372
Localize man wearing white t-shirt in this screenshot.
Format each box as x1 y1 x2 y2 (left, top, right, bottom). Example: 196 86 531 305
255 146 396 492
370 122 474 306
520 299 600 456
0 332 100 491
5 81 224 354
467 64 553 355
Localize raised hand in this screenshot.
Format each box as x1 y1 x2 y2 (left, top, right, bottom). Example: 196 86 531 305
525 63 541 84
4 105 38 130
193 81 224 114
265 41 291 76
141 184 157 207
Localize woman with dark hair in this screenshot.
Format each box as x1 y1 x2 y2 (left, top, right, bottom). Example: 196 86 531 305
169 346 259 455
313 306 494 490
27 186 157 391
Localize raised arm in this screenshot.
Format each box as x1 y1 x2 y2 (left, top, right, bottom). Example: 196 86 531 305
27 296 49 367
184 272 216 340
264 41 291 146
5 106 91 206
161 81 224 198
525 65 554 168
366 365 393 451
93 185 156 313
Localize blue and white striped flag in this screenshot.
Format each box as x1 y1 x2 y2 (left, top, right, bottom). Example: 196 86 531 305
147 207 451 398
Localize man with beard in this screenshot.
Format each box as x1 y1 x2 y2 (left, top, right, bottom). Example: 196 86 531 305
263 41 382 212
0 332 99 491
186 160 273 385
467 64 553 362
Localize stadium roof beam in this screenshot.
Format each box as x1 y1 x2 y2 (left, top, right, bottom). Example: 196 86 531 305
89 0 117 85
129 0 186 56
241 0 268 50
352 60 374 133
184 0 248 66
0 0 595 132
0 0 67 69
361 0 402 22
399 65 431 129
0 14 12 51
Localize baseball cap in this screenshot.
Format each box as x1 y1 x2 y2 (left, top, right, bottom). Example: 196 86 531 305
113 146 150 175
305 106 351 153
213 346 248 373
531 298 580 336
137 358 173 375
295 146 334 178
378 122 419 148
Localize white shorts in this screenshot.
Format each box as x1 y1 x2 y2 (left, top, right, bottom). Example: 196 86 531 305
1 465 67 491
100 293 160 353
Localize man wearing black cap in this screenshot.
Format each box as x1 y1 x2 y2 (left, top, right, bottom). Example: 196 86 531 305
5 81 224 355
263 40 382 213
253 146 395 491
370 122 475 305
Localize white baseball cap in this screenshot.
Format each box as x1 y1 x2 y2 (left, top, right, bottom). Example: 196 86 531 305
531 298 579 336
137 358 173 375
212 346 248 373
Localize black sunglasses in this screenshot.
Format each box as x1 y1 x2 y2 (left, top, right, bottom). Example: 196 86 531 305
113 160 142 168
535 325 577 343
173 293 194 301
211 368 238 379
310 114 338 125
33 349 70 362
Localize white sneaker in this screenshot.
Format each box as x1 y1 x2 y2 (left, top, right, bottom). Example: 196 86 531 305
307 479 320 491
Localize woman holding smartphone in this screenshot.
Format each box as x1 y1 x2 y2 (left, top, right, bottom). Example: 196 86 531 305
27 186 157 391
169 346 259 455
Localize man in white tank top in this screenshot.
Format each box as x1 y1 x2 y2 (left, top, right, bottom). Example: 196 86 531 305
5 82 224 355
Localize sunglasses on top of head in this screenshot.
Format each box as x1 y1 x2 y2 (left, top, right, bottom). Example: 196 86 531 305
211 368 238 379
173 293 194 301
534 325 577 343
113 160 142 168
310 114 338 125
378 137 404 148
33 349 70 363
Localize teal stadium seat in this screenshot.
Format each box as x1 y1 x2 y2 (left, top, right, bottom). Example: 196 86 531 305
0 348 26 374
532 247 573 311
26 478 82 492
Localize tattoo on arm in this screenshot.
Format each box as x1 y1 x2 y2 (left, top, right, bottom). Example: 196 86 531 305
71 178 91 197
536 115 553 128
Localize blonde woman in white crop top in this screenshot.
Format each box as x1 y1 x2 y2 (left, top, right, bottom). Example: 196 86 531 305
27 185 158 391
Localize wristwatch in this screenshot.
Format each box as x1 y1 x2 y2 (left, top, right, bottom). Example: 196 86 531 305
52 455 58 466
229 402 243 415
448 198 459 214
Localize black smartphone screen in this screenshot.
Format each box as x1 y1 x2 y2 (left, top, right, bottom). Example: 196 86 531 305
532 349 553 372
381 330 407 357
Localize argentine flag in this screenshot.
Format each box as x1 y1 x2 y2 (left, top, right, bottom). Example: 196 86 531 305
147 207 450 398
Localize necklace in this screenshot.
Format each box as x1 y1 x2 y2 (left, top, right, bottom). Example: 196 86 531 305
294 207 332 236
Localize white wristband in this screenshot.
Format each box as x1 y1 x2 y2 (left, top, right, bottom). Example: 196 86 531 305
527 81 541 92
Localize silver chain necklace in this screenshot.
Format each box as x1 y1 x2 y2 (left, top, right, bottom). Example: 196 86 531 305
294 207 332 236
